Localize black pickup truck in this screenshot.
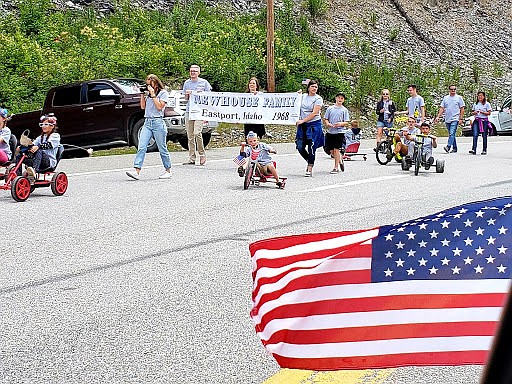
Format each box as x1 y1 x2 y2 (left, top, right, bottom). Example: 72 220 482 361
8 78 189 154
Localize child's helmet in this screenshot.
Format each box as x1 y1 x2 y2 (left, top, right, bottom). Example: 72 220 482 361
0 108 8 118
246 131 257 139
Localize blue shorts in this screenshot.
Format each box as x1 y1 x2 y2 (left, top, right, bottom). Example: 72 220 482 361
377 120 393 128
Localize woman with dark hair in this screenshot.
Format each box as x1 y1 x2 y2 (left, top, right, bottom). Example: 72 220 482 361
295 80 324 177
127 73 172 180
243 77 266 139
470 91 492 155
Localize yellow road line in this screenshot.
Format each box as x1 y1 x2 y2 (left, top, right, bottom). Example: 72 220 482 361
262 368 395 384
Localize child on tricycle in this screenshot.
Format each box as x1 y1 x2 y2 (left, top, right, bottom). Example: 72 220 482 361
235 131 285 189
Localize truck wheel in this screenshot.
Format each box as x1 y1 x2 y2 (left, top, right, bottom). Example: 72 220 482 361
178 132 212 150
131 119 158 152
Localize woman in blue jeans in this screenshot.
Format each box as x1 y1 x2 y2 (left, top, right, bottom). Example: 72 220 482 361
469 91 492 155
295 80 324 177
126 74 172 180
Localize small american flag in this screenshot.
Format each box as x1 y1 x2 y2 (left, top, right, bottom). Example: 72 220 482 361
250 196 512 370
233 155 247 167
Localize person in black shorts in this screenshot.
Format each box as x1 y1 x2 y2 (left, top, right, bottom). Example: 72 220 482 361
323 93 350 174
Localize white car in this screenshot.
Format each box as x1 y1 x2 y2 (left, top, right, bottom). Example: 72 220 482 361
462 95 512 136
163 90 218 150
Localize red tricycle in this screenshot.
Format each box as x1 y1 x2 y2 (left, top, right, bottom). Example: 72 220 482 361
0 145 68 202
241 158 286 190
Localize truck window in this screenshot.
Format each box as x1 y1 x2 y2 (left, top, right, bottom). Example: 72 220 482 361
53 86 81 106
87 83 116 103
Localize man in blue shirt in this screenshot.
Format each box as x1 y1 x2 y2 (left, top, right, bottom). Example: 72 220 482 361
434 85 465 153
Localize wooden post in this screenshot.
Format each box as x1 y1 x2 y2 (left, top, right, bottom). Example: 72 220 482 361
266 0 275 92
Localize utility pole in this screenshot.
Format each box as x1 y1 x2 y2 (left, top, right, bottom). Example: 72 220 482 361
266 0 275 92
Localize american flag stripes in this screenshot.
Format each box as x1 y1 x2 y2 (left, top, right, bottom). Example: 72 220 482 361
233 155 247 167
249 197 512 370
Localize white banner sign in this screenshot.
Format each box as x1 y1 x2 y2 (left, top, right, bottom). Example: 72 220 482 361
188 91 301 125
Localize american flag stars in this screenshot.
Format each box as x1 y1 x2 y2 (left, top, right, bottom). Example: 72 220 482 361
372 198 512 282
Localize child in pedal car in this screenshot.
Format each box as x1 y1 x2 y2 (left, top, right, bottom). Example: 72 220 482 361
404 122 437 169
16 113 61 181
236 131 283 188
0 108 11 165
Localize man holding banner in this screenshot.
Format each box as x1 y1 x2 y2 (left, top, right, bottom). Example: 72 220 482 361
182 65 212 166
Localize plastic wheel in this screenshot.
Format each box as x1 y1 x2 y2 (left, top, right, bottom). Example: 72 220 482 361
414 149 421 176
11 176 31 202
436 159 445 173
376 141 392 165
243 163 254 190
51 172 68 196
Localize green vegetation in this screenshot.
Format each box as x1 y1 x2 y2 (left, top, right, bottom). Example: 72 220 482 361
0 0 503 121
388 27 399 42
303 0 327 17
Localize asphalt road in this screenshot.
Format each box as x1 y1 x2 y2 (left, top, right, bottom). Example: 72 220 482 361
1 136 511 383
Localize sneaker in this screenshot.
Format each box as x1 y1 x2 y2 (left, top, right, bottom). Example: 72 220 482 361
276 181 283 188
159 171 172 179
183 160 195 165
199 155 206 165
443 146 450 153
237 166 244 177
373 147 378 153
330 168 340 174
126 170 139 180
451 149 457 153
469 150 476 155
26 166 36 183
481 151 487 155
305 170 312 177
425 157 434 170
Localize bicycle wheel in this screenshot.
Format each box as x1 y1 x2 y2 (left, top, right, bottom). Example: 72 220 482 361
414 148 421 176
243 163 255 190
376 141 391 165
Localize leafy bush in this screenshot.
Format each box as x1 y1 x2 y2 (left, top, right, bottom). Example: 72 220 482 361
0 0 504 124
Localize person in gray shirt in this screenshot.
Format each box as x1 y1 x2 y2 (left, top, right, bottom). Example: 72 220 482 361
434 85 465 153
182 65 212 166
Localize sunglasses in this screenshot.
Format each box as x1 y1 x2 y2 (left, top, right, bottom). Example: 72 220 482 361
39 122 53 127
449 88 456 91
382 93 389 95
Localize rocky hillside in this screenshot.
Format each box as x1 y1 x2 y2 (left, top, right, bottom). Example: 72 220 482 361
312 0 512 73
3 0 512 93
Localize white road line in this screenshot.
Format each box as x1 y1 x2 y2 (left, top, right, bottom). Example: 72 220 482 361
297 174 409 193
66 153 297 177
61 139 512 177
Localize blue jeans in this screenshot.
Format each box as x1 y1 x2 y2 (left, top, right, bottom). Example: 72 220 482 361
133 118 171 170
472 119 488 152
377 120 393 128
16 148 51 174
445 121 459 151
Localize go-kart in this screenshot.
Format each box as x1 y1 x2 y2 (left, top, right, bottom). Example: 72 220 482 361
0 145 68 202
400 133 445 175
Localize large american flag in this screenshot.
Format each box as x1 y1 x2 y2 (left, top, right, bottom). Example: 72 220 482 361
250 196 512 370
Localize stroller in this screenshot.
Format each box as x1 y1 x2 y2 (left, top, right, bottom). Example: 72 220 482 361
343 128 367 161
